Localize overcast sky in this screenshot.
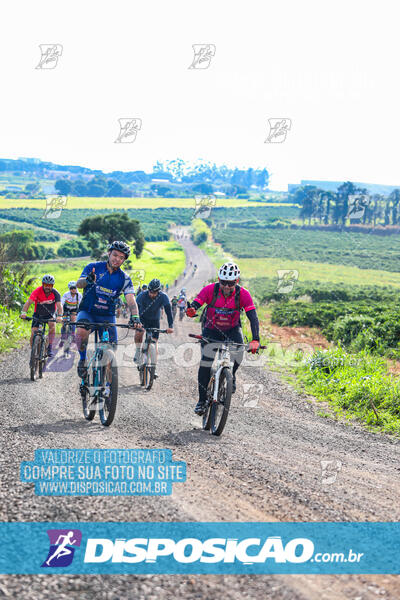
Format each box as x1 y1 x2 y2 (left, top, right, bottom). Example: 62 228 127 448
0 0 399 190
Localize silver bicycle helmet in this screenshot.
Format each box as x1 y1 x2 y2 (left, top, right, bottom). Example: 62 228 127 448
42 274 55 285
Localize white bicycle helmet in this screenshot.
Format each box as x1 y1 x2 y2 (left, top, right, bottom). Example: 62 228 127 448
68 281 77 289
42 274 55 285
218 262 240 281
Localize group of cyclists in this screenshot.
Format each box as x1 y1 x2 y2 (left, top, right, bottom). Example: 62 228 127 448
20 239 261 415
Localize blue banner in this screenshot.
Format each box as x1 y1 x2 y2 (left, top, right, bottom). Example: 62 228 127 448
0 522 399 574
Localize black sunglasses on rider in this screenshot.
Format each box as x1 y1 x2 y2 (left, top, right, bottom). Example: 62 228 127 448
219 280 236 287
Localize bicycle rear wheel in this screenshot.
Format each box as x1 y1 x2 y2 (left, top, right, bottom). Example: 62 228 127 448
30 334 40 381
64 325 72 356
99 349 118 426
210 367 232 436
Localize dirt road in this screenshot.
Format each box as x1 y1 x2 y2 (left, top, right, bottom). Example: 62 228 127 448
0 234 399 599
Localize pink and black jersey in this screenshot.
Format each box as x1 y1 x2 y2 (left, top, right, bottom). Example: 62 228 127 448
194 283 255 331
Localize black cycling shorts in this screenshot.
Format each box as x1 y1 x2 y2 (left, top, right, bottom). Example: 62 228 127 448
31 313 54 329
140 317 161 340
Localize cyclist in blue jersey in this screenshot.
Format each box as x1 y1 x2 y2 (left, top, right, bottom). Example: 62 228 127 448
75 240 141 378
134 278 174 371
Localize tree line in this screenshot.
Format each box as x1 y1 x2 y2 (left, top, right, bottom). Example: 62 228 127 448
293 182 400 227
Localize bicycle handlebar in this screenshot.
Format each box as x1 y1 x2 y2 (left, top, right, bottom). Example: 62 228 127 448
24 317 57 322
188 333 267 351
143 327 169 333
76 322 136 330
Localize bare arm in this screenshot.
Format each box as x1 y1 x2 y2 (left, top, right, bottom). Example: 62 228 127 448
56 302 63 316
21 298 34 314
125 293 139 316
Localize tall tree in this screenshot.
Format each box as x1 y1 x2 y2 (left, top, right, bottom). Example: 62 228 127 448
78 213 145 258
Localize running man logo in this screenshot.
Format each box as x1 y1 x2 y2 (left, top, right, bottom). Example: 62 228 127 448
188 44 216 69
41 529 82 568
276 270 298 294
347 195 371 220
320 460 342 485
36 44 63 69
265 118 292 143
242 383 264 408
194 195 216 219
114 118 142 143
131 269 145 287
43 195 67 219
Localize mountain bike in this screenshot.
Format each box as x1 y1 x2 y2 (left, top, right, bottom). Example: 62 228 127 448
25 317 56 381
61 314 75 357
189 333 266 436
137 327 168 391
76 321 133 427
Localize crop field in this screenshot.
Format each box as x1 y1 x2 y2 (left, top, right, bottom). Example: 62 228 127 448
212 226 400 272
0 207 194 240
28 241 185 292
0 197 294 210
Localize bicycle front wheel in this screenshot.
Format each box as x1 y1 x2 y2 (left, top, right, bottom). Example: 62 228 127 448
203 370 215 431
99 349 118 426
30 334 40 381
210 367 232 436
144 344 156 391
81 363 95 421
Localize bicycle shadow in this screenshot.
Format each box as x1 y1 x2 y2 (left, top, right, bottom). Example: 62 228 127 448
8 419 108 436
140 427 222 446
119 384 151 396
0 377 34 385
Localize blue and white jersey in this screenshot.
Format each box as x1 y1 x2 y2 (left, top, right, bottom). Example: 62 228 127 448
78 261 134 316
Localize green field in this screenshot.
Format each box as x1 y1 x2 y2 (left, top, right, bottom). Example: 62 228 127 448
0 197 294 210
200 239 400 289
27 241 185 294
212 226 400 273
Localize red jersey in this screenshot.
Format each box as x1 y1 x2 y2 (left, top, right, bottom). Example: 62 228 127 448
29 286 61 318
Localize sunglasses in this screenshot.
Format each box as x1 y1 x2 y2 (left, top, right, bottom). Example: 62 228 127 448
219 280 235 287
43 283 54 287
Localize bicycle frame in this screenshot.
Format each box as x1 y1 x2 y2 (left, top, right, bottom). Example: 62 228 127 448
84 328 111 404
210 343 234 402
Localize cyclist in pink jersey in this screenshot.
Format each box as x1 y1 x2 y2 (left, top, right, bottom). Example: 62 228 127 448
186 262 260 415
